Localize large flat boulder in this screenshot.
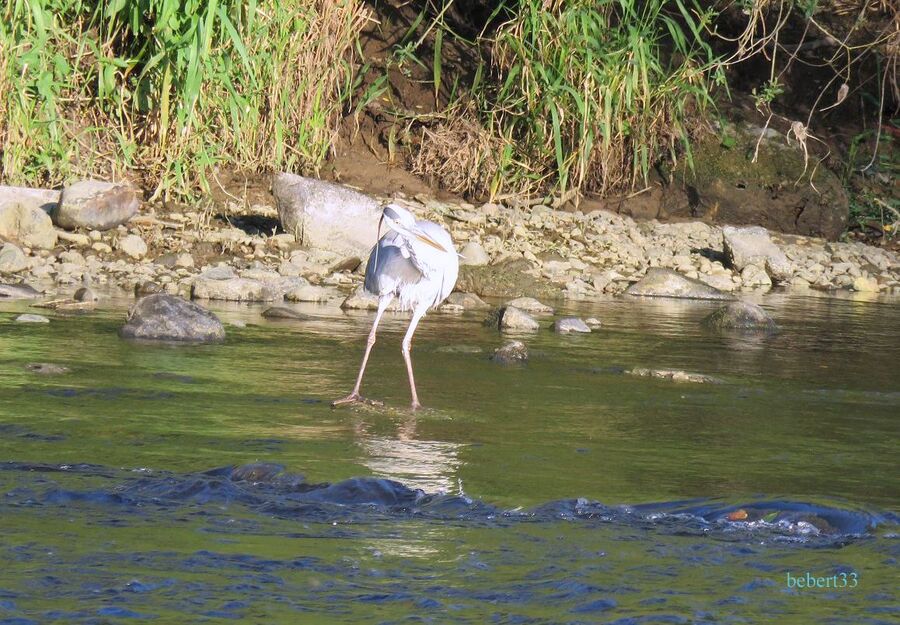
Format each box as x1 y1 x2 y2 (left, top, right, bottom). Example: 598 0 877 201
272 173 380 258
120 294 225 343
53 180 140 231
625 268 734 300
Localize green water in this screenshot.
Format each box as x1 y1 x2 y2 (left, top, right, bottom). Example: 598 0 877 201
0 292 897 623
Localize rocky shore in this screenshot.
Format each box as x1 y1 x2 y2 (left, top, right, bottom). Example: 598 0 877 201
1 176 898 315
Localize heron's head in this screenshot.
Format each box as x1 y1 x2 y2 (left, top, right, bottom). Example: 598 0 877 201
380 203 448 253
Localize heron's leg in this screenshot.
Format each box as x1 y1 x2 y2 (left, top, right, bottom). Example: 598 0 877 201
401 307 428 410
332 295 392 407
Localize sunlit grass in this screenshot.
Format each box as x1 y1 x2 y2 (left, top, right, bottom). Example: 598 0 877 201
415 0 725 201
0 0 369 199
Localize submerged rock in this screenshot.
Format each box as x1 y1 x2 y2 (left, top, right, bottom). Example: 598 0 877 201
625 268 734 300
262 306 309 320
627 368 722 384
272 173 380 258
54 179 140 231
0 283 43 299
492 340 528 364
120 294 225 343
26 362 70 375
553 317 591 333
702 301 778 331
15 313 49 323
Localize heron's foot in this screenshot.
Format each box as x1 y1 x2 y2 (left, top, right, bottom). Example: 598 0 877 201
331 393 384 408
410 401 422 412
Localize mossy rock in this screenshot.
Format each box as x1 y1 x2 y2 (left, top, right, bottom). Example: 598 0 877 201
456 258 560 300
670 127 848 240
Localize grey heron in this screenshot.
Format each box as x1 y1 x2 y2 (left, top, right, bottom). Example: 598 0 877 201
333 203 459 410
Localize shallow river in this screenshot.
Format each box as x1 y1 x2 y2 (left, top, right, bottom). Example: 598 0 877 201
0 291 897 624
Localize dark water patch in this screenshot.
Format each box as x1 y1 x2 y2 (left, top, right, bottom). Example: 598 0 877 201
0 424 65 442
1 462 893 545
23 386 176 401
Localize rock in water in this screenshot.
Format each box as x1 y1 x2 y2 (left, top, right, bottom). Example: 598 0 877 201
15 313 49 323
625 268 734 300
505 296 554 314
722 226 792 283
74 287 98 302
553 317 591 333
54 180 140 230
497 305 540 332
851 276 879 292
120 294 225 343
262 306 309 320
272 173 380 258
626 368 722 384
26 362 70 375
134 281 162 297
702 301 778 331
492 340 528 364
0 283 42 299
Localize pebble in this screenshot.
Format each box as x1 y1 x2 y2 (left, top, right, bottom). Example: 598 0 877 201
553 317 592 333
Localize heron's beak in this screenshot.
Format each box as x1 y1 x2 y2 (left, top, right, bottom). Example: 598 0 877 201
382 213 448 253
411 229 448 253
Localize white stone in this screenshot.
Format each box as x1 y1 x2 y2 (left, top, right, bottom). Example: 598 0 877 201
117 234 147 259
459 241 490 266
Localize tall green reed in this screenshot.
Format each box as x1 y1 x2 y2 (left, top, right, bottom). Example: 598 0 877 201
416 0 724 201
0 0 369 199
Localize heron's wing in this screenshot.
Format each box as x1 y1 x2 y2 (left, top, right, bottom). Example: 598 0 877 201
364 232 423 296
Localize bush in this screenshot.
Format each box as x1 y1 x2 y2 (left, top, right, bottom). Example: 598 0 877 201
0 0 369 198
415 0 724 201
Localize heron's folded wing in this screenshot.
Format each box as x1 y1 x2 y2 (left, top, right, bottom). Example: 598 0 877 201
365 236 423 296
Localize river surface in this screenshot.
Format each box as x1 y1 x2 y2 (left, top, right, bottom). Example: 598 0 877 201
0 290 897 624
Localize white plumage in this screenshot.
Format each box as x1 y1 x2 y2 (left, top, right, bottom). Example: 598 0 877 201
334 204 459 410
